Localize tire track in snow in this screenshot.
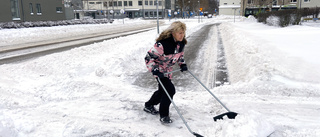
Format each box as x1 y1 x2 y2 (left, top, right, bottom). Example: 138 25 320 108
214 24 230 87
132 24 217 90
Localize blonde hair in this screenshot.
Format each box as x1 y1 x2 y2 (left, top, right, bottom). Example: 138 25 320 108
156 21 187 44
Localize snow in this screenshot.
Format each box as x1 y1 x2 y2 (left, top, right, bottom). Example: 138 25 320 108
1 16 320 137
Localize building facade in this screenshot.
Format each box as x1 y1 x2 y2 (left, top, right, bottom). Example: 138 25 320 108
295 0 320 9
243 0 320 9
219 0 241 16
0 0 73 23
219 0 320 16
79 0 176 19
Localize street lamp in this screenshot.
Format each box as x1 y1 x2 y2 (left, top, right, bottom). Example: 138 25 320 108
299 0 302 9
232 8 236 23
157 0 159 34
187 1 190 18
198 1 200 23
182 0 184 18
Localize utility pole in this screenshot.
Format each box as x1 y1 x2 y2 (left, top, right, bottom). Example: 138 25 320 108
112 0 114 19
142 0 144 18
299 0 302 9
182 0 184 18
157 0 159 34
198 0 200 23
241 0 245 16
20 0 25 22
162 0 164 18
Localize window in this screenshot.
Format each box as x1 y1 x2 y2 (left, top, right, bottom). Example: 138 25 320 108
36 3 42 15
10 0 20 20
109 1 113 6
118 1 122 6
56 7 63 13
96 2 102 4
150 1 153 5
145 1 148 5
138 1 142 6
29 3 34 15
304 0 310 2
113 1 117 6
290 0 297 3
248 0 252 4
272 0 277 5
159 1 162 6
145 11 148 17
129 1 132 6
224 3 227 5
124 1 128 6
150 11 153 17
89 2 95 4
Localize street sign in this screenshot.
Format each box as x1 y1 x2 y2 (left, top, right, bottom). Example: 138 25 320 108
120 9 125 14
200 8 203 11
110 10 114 14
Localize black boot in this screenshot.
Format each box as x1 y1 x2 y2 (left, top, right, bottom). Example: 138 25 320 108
160 116 172 124
143 105 159 115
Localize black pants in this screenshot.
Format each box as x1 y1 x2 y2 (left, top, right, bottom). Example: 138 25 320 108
145 77 176 117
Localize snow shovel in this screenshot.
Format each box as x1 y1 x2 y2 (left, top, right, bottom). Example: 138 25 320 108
157 70 204 137
187 70 238 121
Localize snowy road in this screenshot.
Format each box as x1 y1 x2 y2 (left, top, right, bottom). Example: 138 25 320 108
133 23 218 89
0 17 320 137
0 23 157 64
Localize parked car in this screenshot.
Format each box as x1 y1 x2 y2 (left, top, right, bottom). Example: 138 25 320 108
207 14 213 18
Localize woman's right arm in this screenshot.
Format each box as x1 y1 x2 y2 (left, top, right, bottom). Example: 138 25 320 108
145 42 164 73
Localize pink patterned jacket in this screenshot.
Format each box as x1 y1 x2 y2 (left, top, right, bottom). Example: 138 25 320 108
145 36 186 79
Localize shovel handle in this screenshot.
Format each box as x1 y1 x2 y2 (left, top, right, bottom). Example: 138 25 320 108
187 70 231 112
164 69 181 75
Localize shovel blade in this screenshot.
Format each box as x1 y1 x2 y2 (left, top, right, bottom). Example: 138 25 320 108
193 132 204 137
213 112 238 121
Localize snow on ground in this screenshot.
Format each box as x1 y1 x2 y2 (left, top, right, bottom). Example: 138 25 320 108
0 16 320 137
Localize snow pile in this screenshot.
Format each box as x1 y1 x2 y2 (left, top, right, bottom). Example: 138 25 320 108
0 18 151 47
0 17 320 137
0 19 114 29
220 20 320 85
202 111 274 137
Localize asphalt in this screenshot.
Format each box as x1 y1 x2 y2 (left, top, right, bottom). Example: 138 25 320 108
133 24 218 90
0 24 157 64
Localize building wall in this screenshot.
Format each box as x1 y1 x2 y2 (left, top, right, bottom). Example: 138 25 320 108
0 0 68 23
298 0 320 8
65 7 75 20
82 0 169 19
0 1 13 22
220 0 241 6
23 0 66 21
219 0 241 16
242 0 320 9
219 8 241 15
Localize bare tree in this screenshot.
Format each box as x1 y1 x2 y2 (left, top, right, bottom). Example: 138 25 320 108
175 0 217 14
70 0 84 10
